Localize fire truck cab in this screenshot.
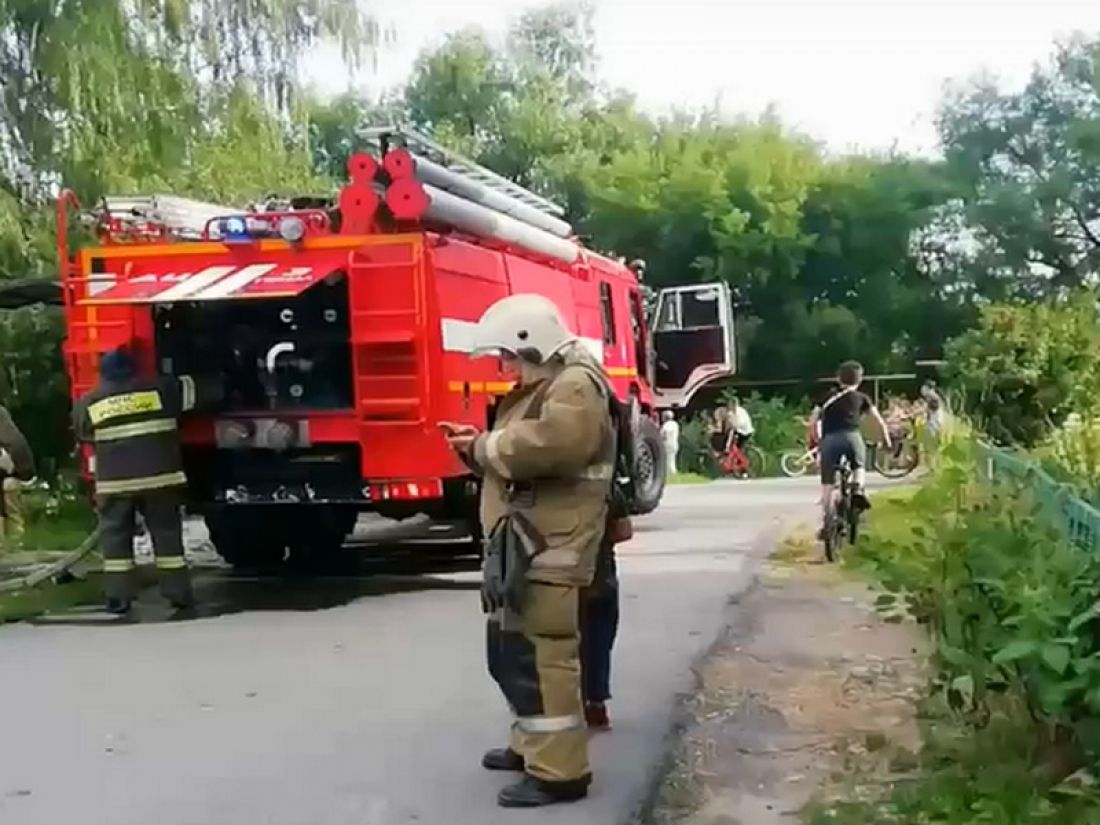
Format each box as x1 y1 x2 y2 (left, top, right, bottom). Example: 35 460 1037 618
59 127 735 568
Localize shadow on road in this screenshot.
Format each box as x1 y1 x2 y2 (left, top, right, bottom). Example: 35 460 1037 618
28 541 482 627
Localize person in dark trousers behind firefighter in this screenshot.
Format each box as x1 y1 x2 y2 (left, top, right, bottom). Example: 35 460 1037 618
72 347 198 619
581 533 619 730
441 294 615 808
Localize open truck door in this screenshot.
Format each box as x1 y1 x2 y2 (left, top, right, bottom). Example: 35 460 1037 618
650 282 736 409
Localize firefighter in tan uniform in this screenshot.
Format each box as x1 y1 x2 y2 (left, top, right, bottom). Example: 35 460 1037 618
443 294 614 808
72 348 201 618
0 404 35 550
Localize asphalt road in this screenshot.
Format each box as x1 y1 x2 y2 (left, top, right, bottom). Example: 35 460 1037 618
0 479 824 825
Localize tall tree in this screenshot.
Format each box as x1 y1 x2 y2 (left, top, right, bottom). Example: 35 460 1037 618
938 36 1100 297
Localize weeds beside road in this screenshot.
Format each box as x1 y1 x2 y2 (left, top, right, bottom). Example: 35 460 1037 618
648 430 1100 824
812 436 1100 823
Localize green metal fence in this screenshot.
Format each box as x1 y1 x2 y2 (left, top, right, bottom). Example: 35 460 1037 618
977 443 1100 553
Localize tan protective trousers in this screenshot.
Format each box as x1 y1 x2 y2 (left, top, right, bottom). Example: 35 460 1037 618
0 481 25 549
487 582 590 783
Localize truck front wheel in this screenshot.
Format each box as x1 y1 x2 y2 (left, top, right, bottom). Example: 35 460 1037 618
631 416 667 515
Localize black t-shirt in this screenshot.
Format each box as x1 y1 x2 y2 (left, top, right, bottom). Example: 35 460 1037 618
819 388 872 435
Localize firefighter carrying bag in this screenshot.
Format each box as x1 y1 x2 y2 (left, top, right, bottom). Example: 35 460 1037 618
481 507 544 615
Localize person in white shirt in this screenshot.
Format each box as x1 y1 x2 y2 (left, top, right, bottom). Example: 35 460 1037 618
727 397 754 450
660 411 680 476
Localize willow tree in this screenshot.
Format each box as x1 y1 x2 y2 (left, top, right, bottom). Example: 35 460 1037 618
0 0 375 199
0 0 379 475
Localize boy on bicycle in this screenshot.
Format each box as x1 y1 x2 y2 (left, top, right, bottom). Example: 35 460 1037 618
809 361 891 534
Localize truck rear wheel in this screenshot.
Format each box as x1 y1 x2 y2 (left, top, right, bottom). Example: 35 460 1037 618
205 506 357 572
631 416 667 515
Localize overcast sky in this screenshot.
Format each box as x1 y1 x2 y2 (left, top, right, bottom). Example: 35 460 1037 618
301 0 1100 155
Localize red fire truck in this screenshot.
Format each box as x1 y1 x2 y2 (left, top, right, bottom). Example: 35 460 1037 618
57 127 735 568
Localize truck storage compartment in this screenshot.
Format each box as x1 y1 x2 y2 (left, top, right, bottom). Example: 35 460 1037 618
153 273 353 412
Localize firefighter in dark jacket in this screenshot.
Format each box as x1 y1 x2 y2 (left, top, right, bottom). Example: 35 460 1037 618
442 294 615 809
72 348 198 617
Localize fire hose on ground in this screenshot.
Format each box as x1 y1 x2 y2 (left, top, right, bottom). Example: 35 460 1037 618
0 527 101 595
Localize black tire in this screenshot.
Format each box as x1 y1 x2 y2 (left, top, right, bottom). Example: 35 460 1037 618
205 505 357 572
745 445 767 478
631 416 667 515
780 450 809 478
823 511 841 562
205 506 287 570
874 441 920 479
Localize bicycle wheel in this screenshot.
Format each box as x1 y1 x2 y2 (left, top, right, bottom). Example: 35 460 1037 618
875 441 919 479
823 509 842 562
780 450 809 477
746 445 767 478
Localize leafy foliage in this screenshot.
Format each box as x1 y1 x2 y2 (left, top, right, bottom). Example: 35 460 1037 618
944 293 1100 446
1040 420 1100 506
832 433 1100 820
937 36 1100 298
308 3 974 384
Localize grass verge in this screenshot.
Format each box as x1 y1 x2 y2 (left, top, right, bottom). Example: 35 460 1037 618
805 485 1100 824
0 573 104 623
0 496 102 623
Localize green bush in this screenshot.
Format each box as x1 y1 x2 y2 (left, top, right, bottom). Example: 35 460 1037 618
838 432 1100 818
676 415 720 477
945 294 1100 447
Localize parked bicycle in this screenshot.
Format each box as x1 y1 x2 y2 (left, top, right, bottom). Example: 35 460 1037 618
822 454 860 562
779 443 820 478
869 436 920 479
783 438 916 480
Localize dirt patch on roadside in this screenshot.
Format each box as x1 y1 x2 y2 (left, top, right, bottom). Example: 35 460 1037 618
642 531 926 825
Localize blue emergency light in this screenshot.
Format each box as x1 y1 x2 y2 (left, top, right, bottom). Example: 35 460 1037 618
219 216 251 243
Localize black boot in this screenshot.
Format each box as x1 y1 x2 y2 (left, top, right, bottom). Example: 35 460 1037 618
482 747 524 772
498 774 590 808
168 602 199 621
105 597 132 616
852 487 872 511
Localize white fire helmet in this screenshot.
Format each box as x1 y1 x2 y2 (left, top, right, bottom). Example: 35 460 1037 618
470 294 577 364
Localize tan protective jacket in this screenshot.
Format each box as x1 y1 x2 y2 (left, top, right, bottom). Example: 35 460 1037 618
471 362 614 587
0 404 34 481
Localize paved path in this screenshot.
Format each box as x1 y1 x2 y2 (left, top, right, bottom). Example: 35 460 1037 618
0 479 821 825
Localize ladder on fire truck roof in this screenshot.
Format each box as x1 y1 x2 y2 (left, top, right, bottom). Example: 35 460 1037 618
360 124 567 219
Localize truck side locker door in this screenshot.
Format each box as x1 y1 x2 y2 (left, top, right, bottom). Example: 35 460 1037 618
651 282 736 409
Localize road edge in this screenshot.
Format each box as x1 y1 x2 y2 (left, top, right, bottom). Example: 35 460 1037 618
624 519 789 825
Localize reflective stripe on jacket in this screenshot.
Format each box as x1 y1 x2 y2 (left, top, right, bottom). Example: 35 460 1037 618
73 377 189 496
